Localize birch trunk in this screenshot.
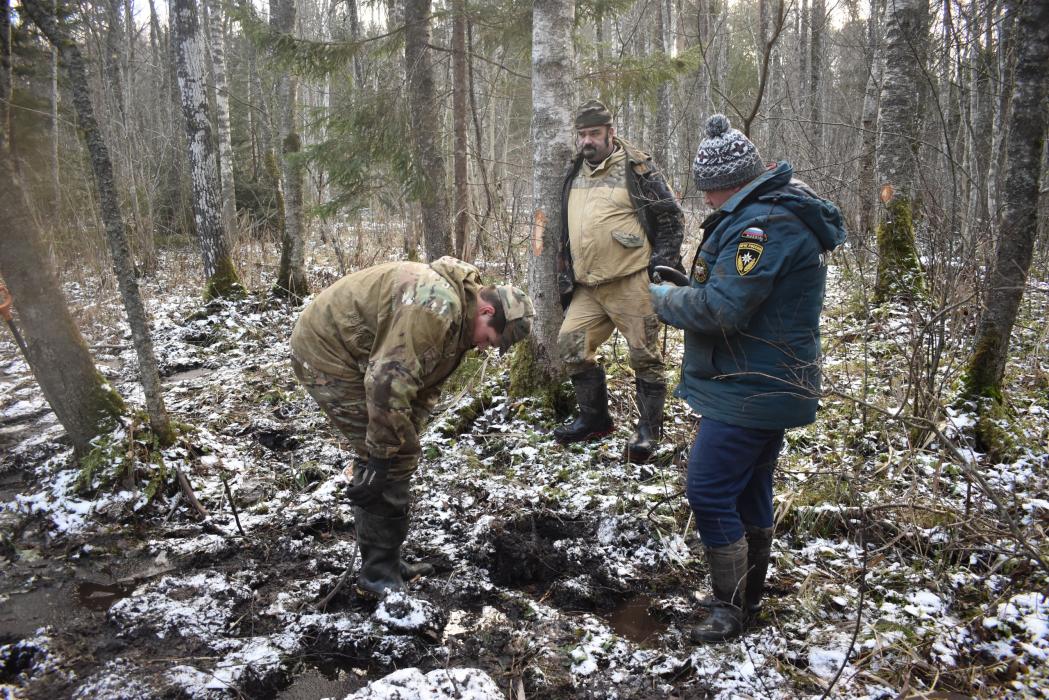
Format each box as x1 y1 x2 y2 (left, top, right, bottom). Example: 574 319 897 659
873 0 929 304
206 0 237 239
271 0 308 302
171 0 242 298
21 0 173 444
964 0 1049 403
404 0 452 260
518 0 574 390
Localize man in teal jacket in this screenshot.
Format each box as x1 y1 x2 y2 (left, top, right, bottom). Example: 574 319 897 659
650 115 846 642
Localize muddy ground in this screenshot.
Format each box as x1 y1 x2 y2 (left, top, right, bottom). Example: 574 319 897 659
1 261 1047 699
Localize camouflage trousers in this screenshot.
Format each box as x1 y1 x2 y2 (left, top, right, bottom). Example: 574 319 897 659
557 268 664 383
291 353 425 482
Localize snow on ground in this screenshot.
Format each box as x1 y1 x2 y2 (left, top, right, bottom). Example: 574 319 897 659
1 252 1047 698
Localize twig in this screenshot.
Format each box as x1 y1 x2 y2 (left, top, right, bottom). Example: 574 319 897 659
218 468 247 537
175 466 209 520
316 549 359 611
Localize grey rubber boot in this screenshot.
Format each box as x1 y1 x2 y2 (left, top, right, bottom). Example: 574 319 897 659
625 378 666 463
690 537 748 643
554 366 614 444
744 525 774 617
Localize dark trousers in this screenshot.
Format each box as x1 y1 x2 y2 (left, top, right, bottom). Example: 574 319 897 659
686 417 785 547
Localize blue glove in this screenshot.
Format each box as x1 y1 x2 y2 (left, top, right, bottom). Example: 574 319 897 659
649 283 674 304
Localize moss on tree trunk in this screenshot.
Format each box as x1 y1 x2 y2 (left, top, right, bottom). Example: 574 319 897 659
205 256 246 301
508 341 573 418
874 197 925 304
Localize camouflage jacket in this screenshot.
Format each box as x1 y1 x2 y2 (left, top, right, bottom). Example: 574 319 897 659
290 257 480 460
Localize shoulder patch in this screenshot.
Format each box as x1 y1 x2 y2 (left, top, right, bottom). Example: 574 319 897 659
740 227 767 243
735 242 763 276
692 258 709 284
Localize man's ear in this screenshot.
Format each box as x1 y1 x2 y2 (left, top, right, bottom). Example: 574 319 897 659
477 301 496 318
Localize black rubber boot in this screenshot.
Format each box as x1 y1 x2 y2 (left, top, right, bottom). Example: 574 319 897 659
690 538 748 643
353 506 409 597
554 366 614 444
744 525 774 617
625 378 666 463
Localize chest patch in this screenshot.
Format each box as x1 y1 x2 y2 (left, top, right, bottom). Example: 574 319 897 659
736 242 763 276
740 227 767 242
692 258 709 284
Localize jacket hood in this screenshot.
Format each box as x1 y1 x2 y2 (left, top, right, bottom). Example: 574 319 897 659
725 161 847 252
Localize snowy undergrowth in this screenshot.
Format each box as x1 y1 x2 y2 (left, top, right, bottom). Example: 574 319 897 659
0 252 1047 698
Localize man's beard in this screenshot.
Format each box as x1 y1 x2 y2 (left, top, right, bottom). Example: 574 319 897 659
583 135 611 162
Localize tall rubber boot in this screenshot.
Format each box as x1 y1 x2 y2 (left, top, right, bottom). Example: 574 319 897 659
625 378 666 463
744 525 774 617
353 506 409 597
554 366 614 444
690 538 748 643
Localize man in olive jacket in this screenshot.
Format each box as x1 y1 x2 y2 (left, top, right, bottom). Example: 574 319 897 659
650 115 846 642
291 257 534 596
554 99 685 463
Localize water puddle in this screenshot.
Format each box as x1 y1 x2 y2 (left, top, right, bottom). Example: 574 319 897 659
602 595 668 645
277 667 363 699
76 581 132 611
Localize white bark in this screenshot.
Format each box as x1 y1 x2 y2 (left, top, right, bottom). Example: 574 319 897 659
173 0 231 282
207 0 237 237
528 0 575 378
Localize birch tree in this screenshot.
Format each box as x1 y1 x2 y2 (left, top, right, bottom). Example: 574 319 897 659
172 0 243 299
963 0 1049 412
22 0 174 444
404 0 452 260
873 0 928 303
512 0 574 395
206 0 237 238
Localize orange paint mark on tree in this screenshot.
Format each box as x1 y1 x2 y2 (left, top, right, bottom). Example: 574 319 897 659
532 210 547 257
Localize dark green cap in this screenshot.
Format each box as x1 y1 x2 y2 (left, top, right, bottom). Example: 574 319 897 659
574 99 613 130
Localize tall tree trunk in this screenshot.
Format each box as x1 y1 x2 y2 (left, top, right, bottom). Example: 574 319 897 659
874 0 929 304
1 0 11 154
653 0 672 173
809 0 824 147
857 0 884 250
963 0 1049 405
271 0 308 301
21 0 174 445
206 0 237 239
171 0 243 299
0 158 126 457
964 4 994 248
451 0 470 259
404 0 452 260
515 0 574 394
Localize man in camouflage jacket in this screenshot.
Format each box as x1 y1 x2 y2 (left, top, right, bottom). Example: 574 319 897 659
291 257 533 596
554 99 686 463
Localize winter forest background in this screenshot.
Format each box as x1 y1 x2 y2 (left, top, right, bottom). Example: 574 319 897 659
0 0 1047 698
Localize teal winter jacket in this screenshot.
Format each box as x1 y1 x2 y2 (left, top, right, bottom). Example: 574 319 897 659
651 161 847 429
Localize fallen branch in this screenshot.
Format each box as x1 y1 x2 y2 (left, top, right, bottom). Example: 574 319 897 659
174 466 209 520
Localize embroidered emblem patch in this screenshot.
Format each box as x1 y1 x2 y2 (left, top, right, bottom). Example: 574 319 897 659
740 227 767 243
736 242 763 276
692 258 709 284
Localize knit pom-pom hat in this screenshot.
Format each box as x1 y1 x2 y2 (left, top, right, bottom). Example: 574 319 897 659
692 114 766 191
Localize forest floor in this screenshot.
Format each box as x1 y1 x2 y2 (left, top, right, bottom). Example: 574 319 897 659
1 247 1047 699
